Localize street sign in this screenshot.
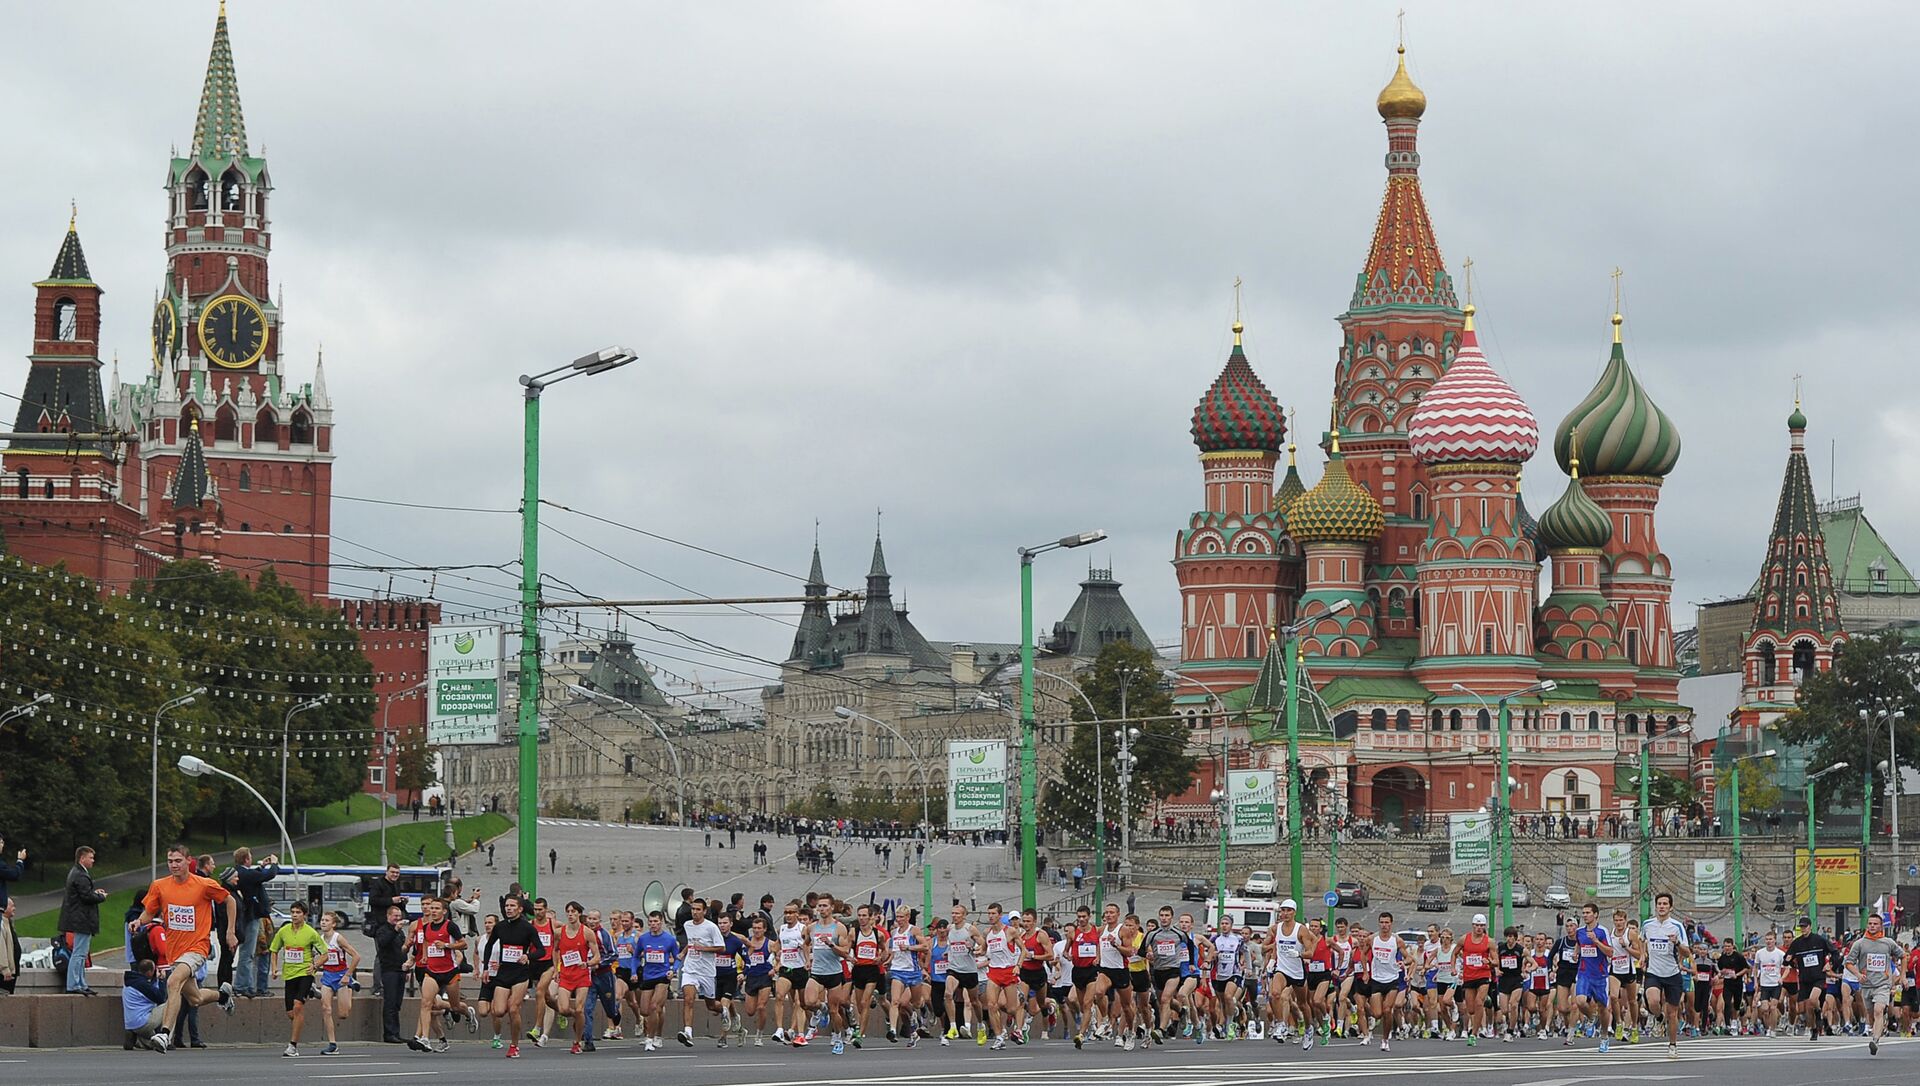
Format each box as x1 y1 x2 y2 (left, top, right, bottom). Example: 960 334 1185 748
1907 864 1917 879
1324 890 1339 908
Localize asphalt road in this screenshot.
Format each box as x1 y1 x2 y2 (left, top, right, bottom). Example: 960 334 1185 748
5 1032 1910 1086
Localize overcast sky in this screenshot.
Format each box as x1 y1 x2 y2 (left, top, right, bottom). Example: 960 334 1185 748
2 3 1915 695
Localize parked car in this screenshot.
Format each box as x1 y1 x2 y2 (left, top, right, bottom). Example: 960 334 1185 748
1417 884 1449 912
1462 877 1490 906
1544 883 1571 909
1243 870 1279 898
1334 880 1369 908
1182 878 1212 902
1510 882 1531 908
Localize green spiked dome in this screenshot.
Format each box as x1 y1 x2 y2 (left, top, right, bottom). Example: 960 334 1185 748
1191 323 1286 454
1274 441 1308 516
1553 314 1680 478
1286 433 1385 546
1537 450 1612 552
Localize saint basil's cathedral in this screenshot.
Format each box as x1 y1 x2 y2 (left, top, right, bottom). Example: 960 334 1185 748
0 7 433 797
1172 47 1694 826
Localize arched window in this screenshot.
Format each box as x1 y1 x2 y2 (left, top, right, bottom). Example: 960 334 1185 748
1370 708 1387 731
221 167 246 212
290 409 314 445
256 409 278 446
214 403 239 443
237 466 251 491
1412 490 1426 521
14 468 27 498
1792 640 1817 682
53 297 78 341
1666 714 1679 736
186 167 210 211
1625 713 1638 734
1476 708 1491 731
1395 709 1411 732
1559 711 1572 731
1587 711 1600 731
1449 709 1462 732
1756 641 1777 686
1430 710 1443 731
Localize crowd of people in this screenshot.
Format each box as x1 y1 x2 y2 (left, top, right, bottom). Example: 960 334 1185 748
112 843 1920 1061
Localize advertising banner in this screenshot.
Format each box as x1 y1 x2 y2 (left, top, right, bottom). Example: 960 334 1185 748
427 624 502 745
1694 859 1728 909
947 740 1007 831
1450 812 1492 875
1793 847 1863 907
1227 770 1278 846
1596 843 1633 899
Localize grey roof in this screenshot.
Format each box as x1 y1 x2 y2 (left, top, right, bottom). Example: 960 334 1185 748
789 541 833 663
43 227 92 283
790 530 946 671
170 422 212 508
1043 566 1158 659
9 360 106 452
580 634 673 709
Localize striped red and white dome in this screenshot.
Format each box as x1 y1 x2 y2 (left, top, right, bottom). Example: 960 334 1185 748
1407 318 1538 466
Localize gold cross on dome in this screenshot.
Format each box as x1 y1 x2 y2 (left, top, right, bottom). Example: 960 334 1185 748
1461 256 1475 306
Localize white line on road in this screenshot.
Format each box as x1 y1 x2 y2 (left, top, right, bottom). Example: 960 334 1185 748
308 1074 440 1080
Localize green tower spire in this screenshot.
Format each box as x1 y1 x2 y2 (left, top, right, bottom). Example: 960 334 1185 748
192 1 249 161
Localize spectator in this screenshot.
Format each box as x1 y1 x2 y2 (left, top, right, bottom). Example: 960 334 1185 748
0 833 24 913
673 887 694 939
225 847 281 997
368 863 406 924
0 898 19 994
58 845 108 995
446 877 481 939
548 847 558 873
122 958 169 1049
371 903 410 1043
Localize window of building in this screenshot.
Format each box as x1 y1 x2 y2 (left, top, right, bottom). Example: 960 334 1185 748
1625 713 1638 734
238 466 251 491
1560 711 1571 731
1476 708 1491 731
1370 708 1387 731
1625 628 1639 665
1587 711 1600 731
1395 709 1411 731
1449 709 1462 731
1483 627 1495 655
54 297 78 341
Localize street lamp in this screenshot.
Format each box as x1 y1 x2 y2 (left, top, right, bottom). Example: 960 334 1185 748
1732 747 1777 943
517 345 639 894
1451 679 1555 930
836 706 934 919
1806 761 1849 926
1167 670 1232 921
1114 664 1145 890
1032 671 1105 909
281 694 332 833
178 755 297 890
0 693 51 727
570 683 686 877
1864 707 1906 888
151 688 206 882
1281 600 1351 904
379 680 430 866
1017 528 1106 911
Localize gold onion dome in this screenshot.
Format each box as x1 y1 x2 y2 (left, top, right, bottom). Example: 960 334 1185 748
1377 46 1427 120
1537 443 1613 552
1286 432 1385 546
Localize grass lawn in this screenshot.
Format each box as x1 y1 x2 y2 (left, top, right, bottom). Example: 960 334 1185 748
14 813 511 954
5 796 399 896
297 812 512 867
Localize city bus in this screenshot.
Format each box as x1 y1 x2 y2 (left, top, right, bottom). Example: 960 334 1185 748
270 864 453 923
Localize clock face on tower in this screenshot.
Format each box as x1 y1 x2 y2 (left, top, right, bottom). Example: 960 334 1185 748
197 294 268 370
151 298 178 372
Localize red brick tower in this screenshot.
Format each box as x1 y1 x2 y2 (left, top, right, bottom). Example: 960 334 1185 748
1332 46 1464 642
0 217 145 581
133 5 333 597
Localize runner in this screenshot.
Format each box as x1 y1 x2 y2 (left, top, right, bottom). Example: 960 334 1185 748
1457 914 1493 1047
678 897 727 1049
1642 892 1689 1058
313 909 361 1056
1207 914 1244 1045
127 843 237 1053
1571 903 1613 1053
267 901 329 1057
1716 936 1750 1036
1120 914 1150 1045
1428 926 1459 1039
886 905 929 1046
1147 906 1190 1044
1847 913 1900 1055
982 903 1024 1049
773 901 808 1045
1787 916 1838 1040
741 914 776 1046
1305 918 1335 1044
1267 899 1316 1050
550 901 599 1054
526 898 557 1046
633 910 680 1051
712 913 746 1048
1608 909 1641 1043
1019 910 1056 1045
1753 928 1786 1037
482 894 540 1058
846 905 885 1046
612 910 641 1040
1066 906 1100 1048
1361 911 1409 1052
944 905 983 1044
408 895 472 1053
805 897 854 1054
1495 926 1527 1041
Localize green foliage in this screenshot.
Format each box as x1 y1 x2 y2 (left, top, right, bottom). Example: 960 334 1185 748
1041 641 1196 836
395 737 434 799
0 558 378 859
784 783 918 824
546 795 600 820
1776 630 1920 805
1716 757 1786 815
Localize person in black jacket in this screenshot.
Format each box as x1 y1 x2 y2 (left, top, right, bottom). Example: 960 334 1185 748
58 846 108 995
369 864 407 925
372 903 411 1043
223 847 281 997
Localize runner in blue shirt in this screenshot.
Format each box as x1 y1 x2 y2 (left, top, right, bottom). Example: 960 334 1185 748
634 911 682 1051
1572 903 1614 1053
740 915 776 1046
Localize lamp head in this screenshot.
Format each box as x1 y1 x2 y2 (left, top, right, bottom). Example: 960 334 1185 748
1060 530 1107 549
1326 599 1353 616
1536 679 1557 693
833 706 856 719
177 754 211 778
1450 683 1469 694
1757 748 1778 758
572 345 639 375
1208 789 1223 803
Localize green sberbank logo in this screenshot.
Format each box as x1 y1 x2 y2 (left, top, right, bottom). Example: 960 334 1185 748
1245 776 1259 789
454 633 476 655
968 748 987 765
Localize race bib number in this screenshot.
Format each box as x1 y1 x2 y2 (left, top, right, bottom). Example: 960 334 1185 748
1869 954 1889 973
283 948 306 964
427 944 448 959
539 931 553 947
1309 960 1326 973
1466 954 1485 967
1581 946 1598 958
1075 944 1096 963
561 950 584 968
644 949 667 964
166 904 196 931
1501 956 1518 970
502 946 527 964
1803 953 1822 967
780 947 802 966
1562 948 1577 963
1760 966 1780 983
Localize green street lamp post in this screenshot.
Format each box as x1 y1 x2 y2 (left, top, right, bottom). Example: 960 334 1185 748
1805 761 1849 928
517 346 637 895
1640 736 1652 922
1731 748 1776 944
1283 603 1351 905
1452 680 1555 932
1017 529 1106 912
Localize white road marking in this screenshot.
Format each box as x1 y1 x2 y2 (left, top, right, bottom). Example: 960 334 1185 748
308 1073 440 1080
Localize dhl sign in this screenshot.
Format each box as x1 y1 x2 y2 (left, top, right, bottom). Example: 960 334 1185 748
1793 847 1862 907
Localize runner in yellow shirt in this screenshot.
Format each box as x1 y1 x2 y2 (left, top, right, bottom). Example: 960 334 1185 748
269 903 331 1057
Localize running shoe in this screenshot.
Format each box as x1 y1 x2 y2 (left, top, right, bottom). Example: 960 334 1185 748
1073 1032 1083 1050
850 1030 862 1050
532 1032 549 1049
790 1033 809 1048
1013 1028 1027 1045
1123 1035 1135 1052
907 1030 919 1049
220 983 236 1015
320 1043 338 1056
940 1035 950 1047
527 1027 542 1042
990 1037 1006 1050
1466 1033 1477 1048
977 1025 987 1046
431 1038 452 1053
678 1028 694 1047
1669 1042 1679 1059
1381 1039 1391 1052
558 1015 571 1031
1870 1037 1879 1056
571 1042 583 1054
946 1024 959 1040
1151 1027 1164 1044
832 1038 846 1055
282 1044 300 1057
717 1035 728 1049
491 1037 503 1050
1598 1038 1610 1054
467 1006 479 1033
407 1037 429 1052
506 1042 521 1058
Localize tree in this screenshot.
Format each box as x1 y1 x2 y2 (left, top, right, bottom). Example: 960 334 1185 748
1776 630 1920 808
1040 641 1196 838
1715 756 1785 818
